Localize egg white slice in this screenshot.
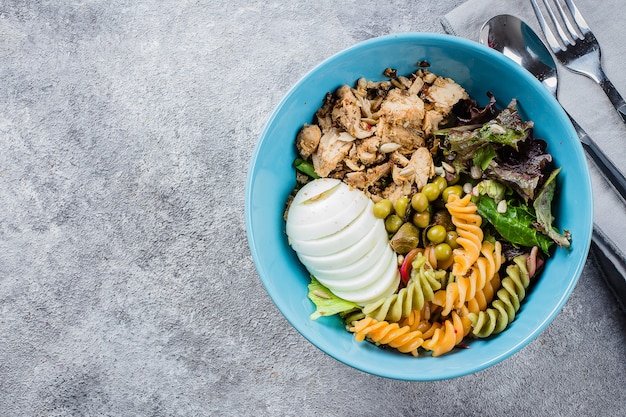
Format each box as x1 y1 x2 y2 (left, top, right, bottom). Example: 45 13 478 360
308 233 391 282
286 179 369 241
330 252 400 305
297 218 385 271
314 246 395 292
288 200 376 257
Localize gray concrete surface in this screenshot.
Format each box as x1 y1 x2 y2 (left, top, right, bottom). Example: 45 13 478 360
0 1 624 416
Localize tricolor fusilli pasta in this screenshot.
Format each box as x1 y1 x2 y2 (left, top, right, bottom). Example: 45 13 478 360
468 256 531 338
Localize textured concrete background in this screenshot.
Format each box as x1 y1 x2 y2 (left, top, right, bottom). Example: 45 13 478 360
0 1 624 416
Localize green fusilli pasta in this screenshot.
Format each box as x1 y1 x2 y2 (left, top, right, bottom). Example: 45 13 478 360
362 253 444 322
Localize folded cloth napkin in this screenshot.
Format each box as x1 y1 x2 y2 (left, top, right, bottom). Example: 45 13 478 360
442 0 626 261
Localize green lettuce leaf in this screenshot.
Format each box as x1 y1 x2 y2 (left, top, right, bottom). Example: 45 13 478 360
475 179 508 202
533 168 571 248
307 277 359 320
473 144 497 170
477 195 553 254
294 158 320 179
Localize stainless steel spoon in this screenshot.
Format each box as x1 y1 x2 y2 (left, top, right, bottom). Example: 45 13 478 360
479 14 626 203
480 14 625 309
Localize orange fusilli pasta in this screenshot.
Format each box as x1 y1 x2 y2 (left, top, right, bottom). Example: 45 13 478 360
348 317 424 357
420 311 471 357
466 272 501 314
446 194 483 277
399 307 442 339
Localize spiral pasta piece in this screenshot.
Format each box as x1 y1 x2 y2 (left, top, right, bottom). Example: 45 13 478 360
399 307 442 338
400 306 428 329
466 272 501 314
362 253 443 322
348 317 424 357
446 194 483 277
463 240 503 310
432 241 503 316
420 311 471 357
474 240 503 290
468 256 531 338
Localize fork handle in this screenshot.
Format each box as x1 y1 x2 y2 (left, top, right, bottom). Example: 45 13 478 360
599 72 626 125
591 224 626 312
567 113 626 203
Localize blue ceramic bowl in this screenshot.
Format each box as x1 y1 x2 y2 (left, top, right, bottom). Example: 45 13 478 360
245 33 592 380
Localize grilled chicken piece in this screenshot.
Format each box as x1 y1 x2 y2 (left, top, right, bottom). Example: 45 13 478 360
356 136 382 166
423 110 444 136
315 93 334 134
377 88 426 153
407 76 425 96
378 123 425 153
311 127 354 177
406 147 435 190
296 124 321 159
378 88 425 126
332 85 374 139
343 161 393 190
382 182 412 203
391 147 434 191
423 76 468 114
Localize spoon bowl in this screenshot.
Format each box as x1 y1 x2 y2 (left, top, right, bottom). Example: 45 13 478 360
480 15 558 96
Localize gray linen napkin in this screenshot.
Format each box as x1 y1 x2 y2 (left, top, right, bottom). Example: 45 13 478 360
442 0 626 259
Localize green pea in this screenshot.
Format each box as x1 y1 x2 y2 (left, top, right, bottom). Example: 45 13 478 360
411 193 429 212
373 199 393 219
445 230 459 249
432 176 447 192
385 214 403 233
426 225 447 244
412 211 430 229
394 197 410 219
434 243 452 261
442 185 464 203
422 183 441 202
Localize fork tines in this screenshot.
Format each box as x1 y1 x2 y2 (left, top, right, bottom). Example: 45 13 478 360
530 0 591 52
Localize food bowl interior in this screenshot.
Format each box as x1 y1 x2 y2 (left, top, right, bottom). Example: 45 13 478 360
245 33 592 380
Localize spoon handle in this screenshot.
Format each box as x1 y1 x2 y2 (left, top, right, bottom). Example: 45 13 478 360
566 112 626 204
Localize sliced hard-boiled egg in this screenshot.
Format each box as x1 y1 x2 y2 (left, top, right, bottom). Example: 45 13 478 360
285 178 400 306
329 252 400 305
286 178 370 241
306 234 390 283
296 218 386 271
288 200 376 257
314 247 395 291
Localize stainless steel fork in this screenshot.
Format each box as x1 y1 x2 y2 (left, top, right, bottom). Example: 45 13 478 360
530 0 626 124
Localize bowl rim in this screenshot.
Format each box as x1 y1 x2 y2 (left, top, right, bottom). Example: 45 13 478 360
245 32 592 380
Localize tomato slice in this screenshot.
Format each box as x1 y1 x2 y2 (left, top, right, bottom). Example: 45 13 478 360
399 248 421 284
